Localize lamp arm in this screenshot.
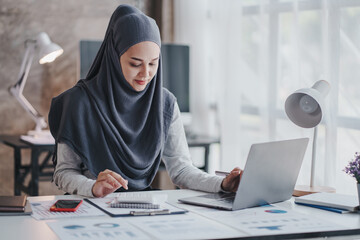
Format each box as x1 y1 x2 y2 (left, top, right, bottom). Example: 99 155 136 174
310 126 318 188
9 41 47 132
14 40 36 92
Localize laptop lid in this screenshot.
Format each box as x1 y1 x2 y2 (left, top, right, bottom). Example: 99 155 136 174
178 138 309 210
232 137 309 210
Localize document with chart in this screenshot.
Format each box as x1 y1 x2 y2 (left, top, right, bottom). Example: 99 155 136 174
47 218 151 240
185 203 347 236
47 212 245 240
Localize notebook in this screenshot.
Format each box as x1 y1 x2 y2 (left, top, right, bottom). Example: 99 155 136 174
178 138 309 210
294 192 359 212
0 195 32 216
85 192 188 217
107 192 168 209
0 195 27 212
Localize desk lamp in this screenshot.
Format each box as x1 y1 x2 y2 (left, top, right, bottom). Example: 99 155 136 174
285 80 335 196
9 32 63 144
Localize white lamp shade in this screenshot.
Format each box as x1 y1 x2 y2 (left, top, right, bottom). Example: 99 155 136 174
36 32 63 64
285 80 330 128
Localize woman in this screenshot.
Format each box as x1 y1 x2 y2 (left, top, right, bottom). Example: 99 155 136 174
49 4 241 198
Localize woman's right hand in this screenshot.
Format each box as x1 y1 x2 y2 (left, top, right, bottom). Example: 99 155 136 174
92 169 128 197
221 167 243 192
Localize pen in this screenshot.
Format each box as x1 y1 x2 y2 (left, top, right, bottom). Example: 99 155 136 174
130 209 170 216
295 202 350 214
215 170 230 177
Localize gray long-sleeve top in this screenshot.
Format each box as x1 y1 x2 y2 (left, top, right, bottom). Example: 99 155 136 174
53 102 224 197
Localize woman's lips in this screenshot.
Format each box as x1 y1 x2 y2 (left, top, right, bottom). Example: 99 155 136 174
135 80 146 85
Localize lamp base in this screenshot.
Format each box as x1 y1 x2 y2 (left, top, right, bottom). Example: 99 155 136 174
20 130 55 145
293 185 336 197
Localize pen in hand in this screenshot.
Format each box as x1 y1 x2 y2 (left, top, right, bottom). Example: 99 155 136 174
215 170 230 177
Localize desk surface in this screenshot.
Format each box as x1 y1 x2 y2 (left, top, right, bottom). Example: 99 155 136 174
0 189 360 240
0 134 32 148
0 134 55 148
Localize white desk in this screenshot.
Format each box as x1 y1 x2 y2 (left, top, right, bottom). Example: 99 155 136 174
1 189 360 240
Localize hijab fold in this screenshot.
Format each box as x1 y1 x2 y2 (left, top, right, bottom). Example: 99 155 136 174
49 4 175 190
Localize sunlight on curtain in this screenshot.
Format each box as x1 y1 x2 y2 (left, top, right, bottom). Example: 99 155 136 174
174 0 360 194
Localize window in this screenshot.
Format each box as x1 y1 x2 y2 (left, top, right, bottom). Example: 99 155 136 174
174 0 360 194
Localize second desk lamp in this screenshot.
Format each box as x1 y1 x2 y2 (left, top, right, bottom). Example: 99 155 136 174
285 80 335 196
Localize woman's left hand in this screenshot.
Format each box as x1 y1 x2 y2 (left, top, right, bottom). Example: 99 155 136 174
221 167 243 192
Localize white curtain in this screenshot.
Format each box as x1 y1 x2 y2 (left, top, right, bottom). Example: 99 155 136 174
174 0 360 195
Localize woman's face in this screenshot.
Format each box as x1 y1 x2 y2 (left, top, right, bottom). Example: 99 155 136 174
120 41 160 92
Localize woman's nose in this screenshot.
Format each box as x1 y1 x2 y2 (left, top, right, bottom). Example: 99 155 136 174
139 65 150 78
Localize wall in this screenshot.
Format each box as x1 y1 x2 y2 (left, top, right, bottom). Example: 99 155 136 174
0 0 152 195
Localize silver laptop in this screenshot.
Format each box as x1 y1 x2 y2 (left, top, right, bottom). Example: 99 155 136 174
179 138 309 210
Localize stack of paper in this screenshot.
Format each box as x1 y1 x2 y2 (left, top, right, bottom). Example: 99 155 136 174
294 192 359 213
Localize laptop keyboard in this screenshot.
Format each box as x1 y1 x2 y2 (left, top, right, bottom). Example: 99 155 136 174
201 192 235 203
218 197 234 203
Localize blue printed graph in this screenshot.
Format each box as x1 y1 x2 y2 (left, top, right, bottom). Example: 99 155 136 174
265 209 287 214
94 223 120 228
63 225 85 230
255 225 284 231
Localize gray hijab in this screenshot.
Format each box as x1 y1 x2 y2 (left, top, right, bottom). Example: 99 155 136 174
49 4 176 190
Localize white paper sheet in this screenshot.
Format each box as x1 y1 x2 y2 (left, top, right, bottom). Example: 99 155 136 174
29 200 106 220
47 218 151 240
126 211 245 240
187 204 347 236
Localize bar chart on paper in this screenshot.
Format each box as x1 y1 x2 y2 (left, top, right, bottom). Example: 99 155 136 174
237 211 340 235
188 205 346 236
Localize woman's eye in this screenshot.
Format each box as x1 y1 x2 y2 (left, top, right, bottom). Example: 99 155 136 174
130 63 141 67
